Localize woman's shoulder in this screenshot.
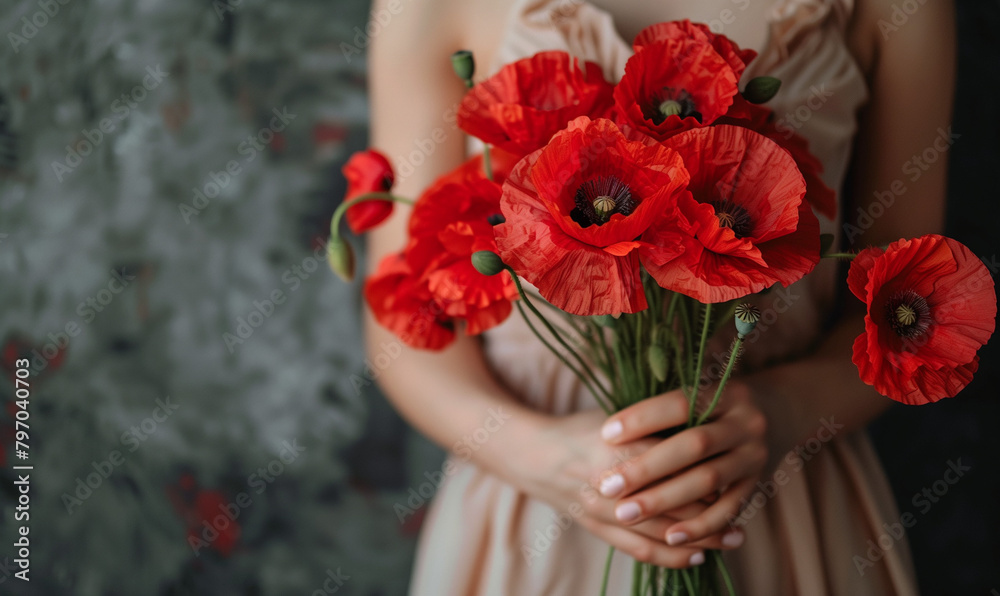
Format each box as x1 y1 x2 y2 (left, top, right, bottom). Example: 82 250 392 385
845 0 954 78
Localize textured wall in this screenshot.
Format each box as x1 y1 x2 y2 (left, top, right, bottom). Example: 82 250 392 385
0 1 439 594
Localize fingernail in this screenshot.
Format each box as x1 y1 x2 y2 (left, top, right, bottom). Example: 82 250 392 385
599 474 624 497
722 531 745 548
601 420 623 441
689 551 705 566
615 502 641 522
666 531 689 546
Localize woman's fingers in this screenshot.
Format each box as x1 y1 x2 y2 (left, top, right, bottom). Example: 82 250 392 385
628 516 746 551
663 477 759 546
600 391 690 443
577 516 708 569
611 444 764 525
597 414 748 501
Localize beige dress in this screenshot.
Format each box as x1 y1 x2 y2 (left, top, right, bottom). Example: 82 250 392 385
408 1 920 594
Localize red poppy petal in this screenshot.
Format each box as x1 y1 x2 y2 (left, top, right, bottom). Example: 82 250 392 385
633 20 757 79
847 246 884 302
496 175 647 315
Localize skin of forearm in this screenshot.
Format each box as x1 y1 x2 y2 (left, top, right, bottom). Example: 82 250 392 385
743 309 890 469
363 312 554 487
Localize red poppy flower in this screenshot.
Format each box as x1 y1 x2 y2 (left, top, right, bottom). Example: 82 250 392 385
641 125 820 303
406 165 518 335
614 37 740 141
717 103 837 219
365 253 456 350
457 51 615 156
633 20 757 80
495 117 689 316
191 490 240 557
848 235 996 404
342 149 395 234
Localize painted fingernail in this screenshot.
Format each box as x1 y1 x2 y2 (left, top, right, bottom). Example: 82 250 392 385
615 502 641 522
599 474 624 497
601 420 623 441
689 551 705 566
722 531 745 548
666 531 689 546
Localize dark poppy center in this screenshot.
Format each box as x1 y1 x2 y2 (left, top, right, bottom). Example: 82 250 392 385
571 176 636 227
885 289 931 338
710 200 753 239
645 88 701 125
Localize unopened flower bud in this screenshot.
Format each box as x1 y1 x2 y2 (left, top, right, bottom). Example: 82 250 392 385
452 50 476 83
471 250 504 276
648 344 668 383
327 237 356 282
743 76 782 104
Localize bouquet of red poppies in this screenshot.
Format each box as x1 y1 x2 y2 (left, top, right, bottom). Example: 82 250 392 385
328 20 997 595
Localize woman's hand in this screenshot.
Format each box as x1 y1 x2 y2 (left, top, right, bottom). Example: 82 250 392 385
521 408 748 568
597 381 768 548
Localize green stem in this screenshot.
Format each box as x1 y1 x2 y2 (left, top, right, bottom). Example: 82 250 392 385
714 551 736 596
511 300 610 414
696 336 743 426
688 302 713 426
680 569 696 594
506 268 615 411
483 144 494 182
599 546 615 596
330 192 414 238
822 252 857 260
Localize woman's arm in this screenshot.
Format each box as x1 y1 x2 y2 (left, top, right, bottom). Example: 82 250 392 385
596 0 956 545
365 0 548 494
758 0 956 454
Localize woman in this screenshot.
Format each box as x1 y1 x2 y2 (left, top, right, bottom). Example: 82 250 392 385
365 0 954 593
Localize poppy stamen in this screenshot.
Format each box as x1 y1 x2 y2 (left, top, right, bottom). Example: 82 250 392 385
710 200 753 239
571 176 636 227
646 88 701 125
886 290 931 338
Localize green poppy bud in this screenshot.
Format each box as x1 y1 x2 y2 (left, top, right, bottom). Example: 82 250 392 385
471 250 504 276
327 236 356 282
648 344 668 383
743 76 782 104
451 50 476 83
